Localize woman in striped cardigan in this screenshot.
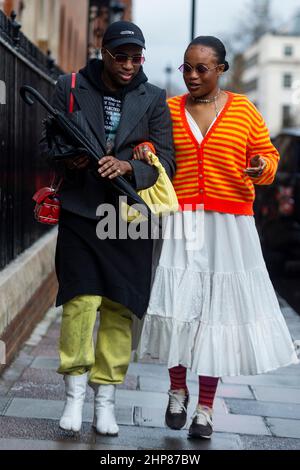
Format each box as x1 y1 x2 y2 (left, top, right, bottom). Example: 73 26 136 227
137 36 298 439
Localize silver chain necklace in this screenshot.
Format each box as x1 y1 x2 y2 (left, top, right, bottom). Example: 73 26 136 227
191 89 221 117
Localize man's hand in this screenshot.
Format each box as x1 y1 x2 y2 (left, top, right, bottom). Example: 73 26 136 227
98 156 133 179
65 155 90 170
244 155 267 177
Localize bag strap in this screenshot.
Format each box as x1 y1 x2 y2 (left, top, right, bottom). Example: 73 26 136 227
50 173 63 192
69 72 77 113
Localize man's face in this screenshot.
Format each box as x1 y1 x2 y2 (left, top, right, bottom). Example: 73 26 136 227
102 44 144 89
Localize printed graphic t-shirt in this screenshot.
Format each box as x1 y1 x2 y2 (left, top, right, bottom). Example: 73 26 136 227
103 95 122 154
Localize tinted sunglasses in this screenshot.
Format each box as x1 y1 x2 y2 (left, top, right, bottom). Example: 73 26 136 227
178 63 221 74
105 49 145 65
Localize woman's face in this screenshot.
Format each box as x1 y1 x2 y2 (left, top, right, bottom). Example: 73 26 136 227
183 45 224 99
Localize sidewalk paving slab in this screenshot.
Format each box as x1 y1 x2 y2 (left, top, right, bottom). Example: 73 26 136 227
226 398 300 420
134 407 270 436
9 369 137 402
0 416 96 444
239 434 300 450
255 364 300 376
115 389 227 414
211 413 271 436
222 373 300 388
0 438 137 450
3 394 227 421
94 426 243 450
30 357 59 370
266 418 300 439
0 416 242 450
128 362 169 378
0 397 12 415
252 386 300 404
4 398 135 426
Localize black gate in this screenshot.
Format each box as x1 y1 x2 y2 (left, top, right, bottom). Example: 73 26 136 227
0 11 63 270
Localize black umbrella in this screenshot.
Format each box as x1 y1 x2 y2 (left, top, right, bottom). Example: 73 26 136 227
20 85 152 218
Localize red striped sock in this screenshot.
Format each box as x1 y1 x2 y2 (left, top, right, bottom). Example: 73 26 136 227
169 365 188 393
198 376 219 409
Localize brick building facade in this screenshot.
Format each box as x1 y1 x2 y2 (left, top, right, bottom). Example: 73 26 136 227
1 0 132 71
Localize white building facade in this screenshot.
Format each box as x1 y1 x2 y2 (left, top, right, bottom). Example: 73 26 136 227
242 33 300 137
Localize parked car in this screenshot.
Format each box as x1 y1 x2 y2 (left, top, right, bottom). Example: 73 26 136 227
254 128 300 281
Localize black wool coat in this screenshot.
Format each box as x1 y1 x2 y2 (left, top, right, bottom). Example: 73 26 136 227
44 63 176 318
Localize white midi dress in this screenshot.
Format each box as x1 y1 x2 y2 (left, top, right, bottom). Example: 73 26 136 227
137 110 299 377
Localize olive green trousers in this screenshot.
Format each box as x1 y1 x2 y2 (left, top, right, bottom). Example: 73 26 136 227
57 295 133 384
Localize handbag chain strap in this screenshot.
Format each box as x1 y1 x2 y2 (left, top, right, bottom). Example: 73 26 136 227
50 174 63 192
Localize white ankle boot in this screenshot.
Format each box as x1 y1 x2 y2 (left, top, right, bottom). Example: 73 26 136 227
59 372 88 432
92 384 119 436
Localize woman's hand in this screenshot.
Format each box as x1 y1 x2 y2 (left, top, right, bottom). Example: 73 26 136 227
98 156 133 179
244 155 267 177
132 144 153 165
65 155 90 170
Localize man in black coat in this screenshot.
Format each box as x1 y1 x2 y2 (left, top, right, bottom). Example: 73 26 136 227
45 21 175 435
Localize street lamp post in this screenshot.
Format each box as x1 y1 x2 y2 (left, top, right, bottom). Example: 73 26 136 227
191 0 196 41
165 65 173 98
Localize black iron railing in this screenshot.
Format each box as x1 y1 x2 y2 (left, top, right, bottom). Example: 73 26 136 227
0 10 63 270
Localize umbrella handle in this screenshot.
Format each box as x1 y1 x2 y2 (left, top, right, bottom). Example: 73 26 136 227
20 85 57 116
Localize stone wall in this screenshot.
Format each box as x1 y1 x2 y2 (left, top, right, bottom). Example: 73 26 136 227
0 230 58 372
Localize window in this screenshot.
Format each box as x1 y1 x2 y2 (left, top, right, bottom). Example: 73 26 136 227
282 105 293 128
284 45 293 56
244 79 258 93
283 73 292 88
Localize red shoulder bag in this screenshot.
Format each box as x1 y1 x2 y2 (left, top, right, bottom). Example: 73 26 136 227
33 72 77 225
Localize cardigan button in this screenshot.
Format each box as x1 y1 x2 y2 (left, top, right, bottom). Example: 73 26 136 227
199 174 203 178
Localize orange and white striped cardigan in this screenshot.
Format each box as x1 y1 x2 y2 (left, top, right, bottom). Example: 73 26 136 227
168 92 279 216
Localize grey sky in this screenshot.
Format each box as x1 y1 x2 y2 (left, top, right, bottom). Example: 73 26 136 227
132 0 300 92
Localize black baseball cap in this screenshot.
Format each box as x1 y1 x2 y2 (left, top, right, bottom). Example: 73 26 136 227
102 21 146 50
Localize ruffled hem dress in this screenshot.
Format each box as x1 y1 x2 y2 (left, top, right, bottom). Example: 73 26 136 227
137 109 299 376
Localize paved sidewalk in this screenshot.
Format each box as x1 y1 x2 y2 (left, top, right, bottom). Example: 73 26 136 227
0 297 300 450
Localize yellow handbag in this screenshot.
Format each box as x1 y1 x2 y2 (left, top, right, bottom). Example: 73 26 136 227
121 152 179 223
